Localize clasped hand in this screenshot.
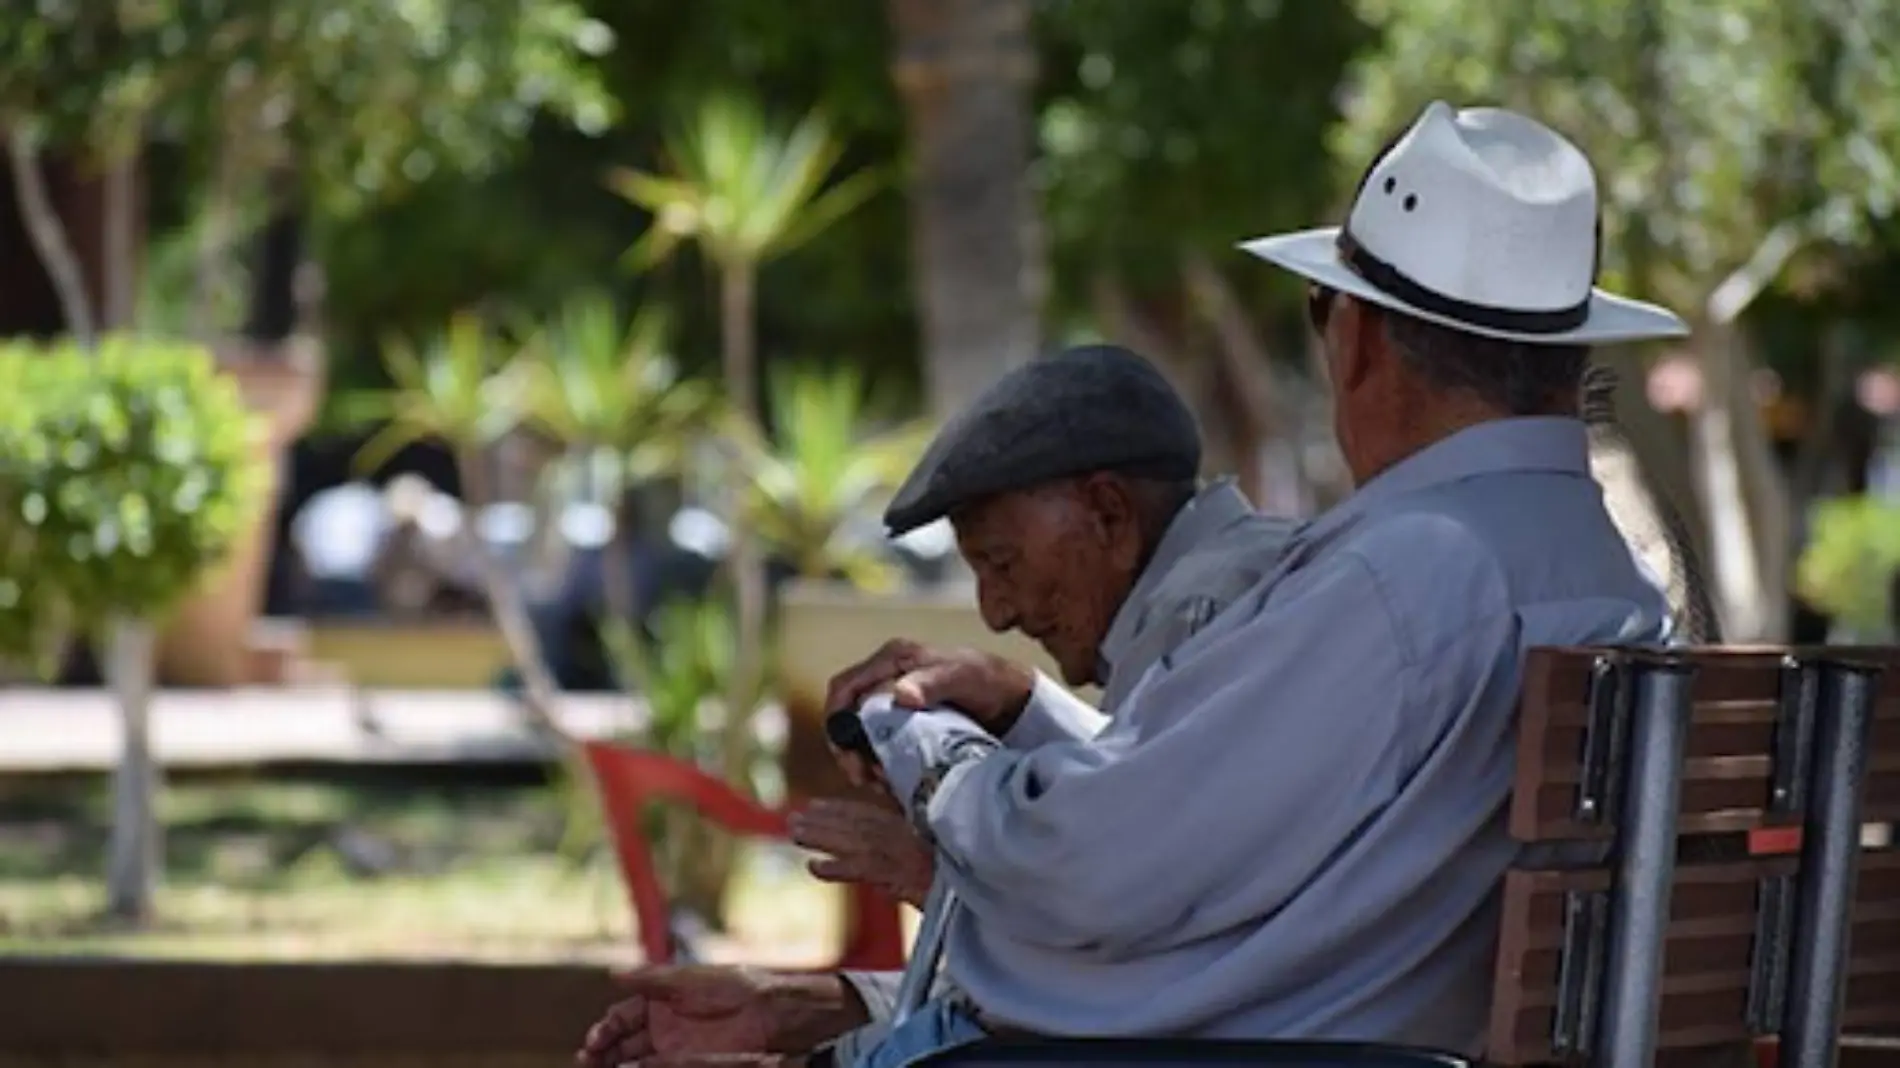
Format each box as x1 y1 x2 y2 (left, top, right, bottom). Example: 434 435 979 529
794 639 1034 908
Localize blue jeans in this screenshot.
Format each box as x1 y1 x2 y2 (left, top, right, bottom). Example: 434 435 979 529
851 997 991 1068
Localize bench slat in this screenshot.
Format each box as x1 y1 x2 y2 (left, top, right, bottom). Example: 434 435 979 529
1513 649 1900 843
1488 852 1900 1065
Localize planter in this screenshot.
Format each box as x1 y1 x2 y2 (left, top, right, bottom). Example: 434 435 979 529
775 578 1084 800
305 619 511 688
155 336 323 687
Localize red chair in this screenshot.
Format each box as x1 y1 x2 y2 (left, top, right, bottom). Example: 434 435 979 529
583 740 908 970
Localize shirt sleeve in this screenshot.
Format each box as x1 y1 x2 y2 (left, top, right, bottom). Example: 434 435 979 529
1001 672 1110 749
862 551 1436 957
837 968 956 1027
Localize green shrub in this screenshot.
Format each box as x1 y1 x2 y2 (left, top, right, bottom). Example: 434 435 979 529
1795 494 1900 636
0 335 266 673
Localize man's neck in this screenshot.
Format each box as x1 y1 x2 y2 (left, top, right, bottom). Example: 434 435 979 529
1349 398 1579 487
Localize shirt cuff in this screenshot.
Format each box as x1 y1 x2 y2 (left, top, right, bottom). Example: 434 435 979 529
838 969 903 1025
858 698 1001 824
1002 671 1110 749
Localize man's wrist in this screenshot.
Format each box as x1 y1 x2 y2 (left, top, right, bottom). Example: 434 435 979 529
766 972 872 1053
982 659 1036 735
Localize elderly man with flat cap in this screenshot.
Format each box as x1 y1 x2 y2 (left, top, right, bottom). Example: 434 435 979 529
577 344 1295 1068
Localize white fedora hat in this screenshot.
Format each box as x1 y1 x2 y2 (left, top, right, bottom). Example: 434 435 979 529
1241 101 1689 344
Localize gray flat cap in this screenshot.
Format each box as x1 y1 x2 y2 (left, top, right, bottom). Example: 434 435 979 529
883 345 1201 535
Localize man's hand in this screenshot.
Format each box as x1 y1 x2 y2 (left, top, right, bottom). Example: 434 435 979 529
823 639 1036 733
575 966 865 1068
789 798 936 909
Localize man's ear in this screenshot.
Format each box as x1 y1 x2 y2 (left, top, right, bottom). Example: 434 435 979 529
1076 473 1142 559
1334 295 1382 393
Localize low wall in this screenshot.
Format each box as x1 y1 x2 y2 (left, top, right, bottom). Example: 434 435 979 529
0 959 1892 1067
0 959 615 1067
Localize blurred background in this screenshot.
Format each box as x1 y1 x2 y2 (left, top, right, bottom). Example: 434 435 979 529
2 0 1900 989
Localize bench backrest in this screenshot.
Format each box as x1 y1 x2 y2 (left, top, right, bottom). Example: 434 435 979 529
1490 648 1900 1066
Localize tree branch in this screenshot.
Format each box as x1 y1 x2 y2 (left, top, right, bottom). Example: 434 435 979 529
1707 220 1804 326
6 130 98 346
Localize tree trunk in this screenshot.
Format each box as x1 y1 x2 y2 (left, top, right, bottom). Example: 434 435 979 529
888 0 1043 419
1181 250 1285 507
191 94 250 339
8 130 169 924
103 154 137 328
707 263 764 935
1728 329 1794 642
6 132 96 345
1690 321 1776 641
103 618 160 922
457 447 614 876
99 143 164 924
455 447 571 742
716 261 766 757
720 266 758 425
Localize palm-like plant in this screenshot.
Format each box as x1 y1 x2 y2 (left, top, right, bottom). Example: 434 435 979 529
340 313 567 738
607 94 883 420
608 92 885 787
520 291 721 683
728 368 932 592
524 292 719 494
349 313 527 483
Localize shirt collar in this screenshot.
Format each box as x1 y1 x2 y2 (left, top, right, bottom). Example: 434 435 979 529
1302 416 1591 544
1096 478 1255 683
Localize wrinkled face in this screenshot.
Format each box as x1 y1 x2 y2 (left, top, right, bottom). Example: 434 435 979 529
949 475 1149 687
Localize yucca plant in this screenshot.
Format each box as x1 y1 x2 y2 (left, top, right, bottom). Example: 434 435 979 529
338 314 568 737
608 93 886 852
607 94 883 421
728 367 932 592
520 291 721 667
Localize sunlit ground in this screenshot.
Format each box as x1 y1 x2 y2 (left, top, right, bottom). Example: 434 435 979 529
0 773 864 965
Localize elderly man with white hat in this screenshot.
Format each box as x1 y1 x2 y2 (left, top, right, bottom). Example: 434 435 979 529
593 101 1695 1068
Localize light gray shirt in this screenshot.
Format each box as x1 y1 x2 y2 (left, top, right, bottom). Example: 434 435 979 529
838 480 1294 1035
860 418 1671 1057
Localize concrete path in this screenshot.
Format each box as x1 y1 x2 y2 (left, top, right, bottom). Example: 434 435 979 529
0 687 646 771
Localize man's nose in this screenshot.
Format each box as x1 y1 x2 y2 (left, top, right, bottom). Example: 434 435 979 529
976 583 1018 633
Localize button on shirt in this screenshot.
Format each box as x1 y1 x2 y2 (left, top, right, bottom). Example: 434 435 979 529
859 417 1672 1057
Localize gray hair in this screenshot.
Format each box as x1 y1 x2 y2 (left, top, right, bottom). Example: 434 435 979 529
1383 312 1589 416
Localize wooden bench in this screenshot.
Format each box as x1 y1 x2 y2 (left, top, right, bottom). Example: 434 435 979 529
922 646 1900 1068
1492 647 1900 1068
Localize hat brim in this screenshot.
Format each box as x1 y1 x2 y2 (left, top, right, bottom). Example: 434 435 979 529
1239 227 1690 344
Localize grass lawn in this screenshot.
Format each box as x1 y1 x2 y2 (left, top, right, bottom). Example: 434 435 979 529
0 767 845 965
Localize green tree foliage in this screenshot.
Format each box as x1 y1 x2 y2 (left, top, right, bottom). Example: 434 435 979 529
0 336 265 672
1037 0 1374 306
0 2 614 194
314 0 914 410
1797 494 1900 635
